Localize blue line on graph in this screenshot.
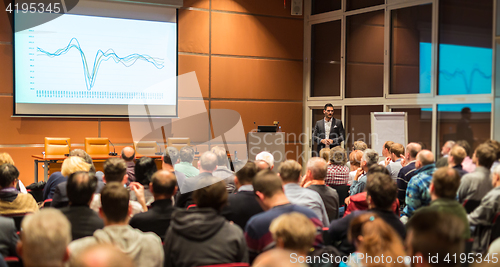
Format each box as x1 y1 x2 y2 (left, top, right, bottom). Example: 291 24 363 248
37 38 164 91
439 67 491 94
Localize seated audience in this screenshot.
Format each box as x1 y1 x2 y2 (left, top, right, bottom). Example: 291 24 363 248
468 165 500 253
386 143 404 181
175 151 218 208
256 151 275 170
211 146 236 193
132 156 157 205
396 142 422 207
69 183 163 267
325 147 350 187
245 171 323 262
0 163 38 215
303 157 339 221
329 172 405 256
319 148 330 163
121 146 136 185
348 150 363 185
458 143 496 203
280 160 329 226
222 161 264 230
70 243 134 267
129 170 177 241
350 149 378 195
17 208 71 267
0 216 17 257
436 140 455 168
378 141 394 165
164 179 248 267
486 139 500 172
174 146 200 178
401 150 436 221
0 153 26 193
406 211 465 266
457 140 476 173
60 171 104 240
162 147 187 187
447 145 468 177
343 213 406 267
415 167 469 239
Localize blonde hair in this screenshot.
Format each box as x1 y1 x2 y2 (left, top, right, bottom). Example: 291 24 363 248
349 150 364 170
319 148 330 162
269 212 317 252
61 156 91 177
0 153 14 165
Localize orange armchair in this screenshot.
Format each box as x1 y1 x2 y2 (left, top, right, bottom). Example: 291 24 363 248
84 138 110 155
44 137 70 156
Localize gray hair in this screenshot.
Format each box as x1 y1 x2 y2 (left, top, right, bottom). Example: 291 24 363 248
211 146 229 167
362 149 379 167
20 208 71 266
200 151 218 171
166 147 179 165
256 151 274 168
306 157 327 180
179 146 195 163
494 164 500 176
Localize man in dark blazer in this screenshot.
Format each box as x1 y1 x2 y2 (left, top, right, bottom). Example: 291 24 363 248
129 170 177 241
60 171 104 240
313 103 345 155
221 161 263 230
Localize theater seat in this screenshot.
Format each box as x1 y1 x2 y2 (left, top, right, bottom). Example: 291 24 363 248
489 212 500 245
85 137 109 155
463 199 481 214
4 256 21 267
2 213 28 232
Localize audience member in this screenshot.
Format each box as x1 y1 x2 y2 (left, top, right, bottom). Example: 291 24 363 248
303 157 339 221
130 170 177 241
253 248 307 267
378 141 394 165
60 171 104 240
211 146 236 193
132 156 157 205
396 142 421 207
348 150 363 185
457 140 476 173
319 148 330 163
245 171 323 262
256 160 271 171
415 167 469 239
175 151 218 208
162 146 187 188
174 146 199 178
447 145 468 177
0 216 17 257
406 211 465 266
69 183 163 267
256 151 275 170
457 143 496 203
17 208 71 267
325 147 350 186
386 143 404 181
44 153 91 200
401 150 436 221
279 160 329 226
121 146 136 184
350 149 378 195
436 140 455 167
222 161 264 230
329 172 405 255
468 165 500 253
344 213 406 267
164 179 248 267
70 243 134 267
352 141 367 151
0 163 38 215
486 139 500 172
0 153 26 193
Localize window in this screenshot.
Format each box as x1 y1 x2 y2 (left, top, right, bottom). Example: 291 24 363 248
391 107 432 150
346 0 384 12
345 105 383 150
312 0 341 15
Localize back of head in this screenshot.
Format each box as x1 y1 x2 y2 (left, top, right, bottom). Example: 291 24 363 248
164 147 179 166
349 150 364 168
0 163 19 189
69 149 96 173
236 161 259 185
407 211 465 266
179 146 195 163
449 145 466 166
456 140 471 157
278 160 302 183
253 170 283 198
211 146 229 167
367 164 390 176
255 160 271 171
151 170 177 197
134 157 157 185
417 150 435 166
390 143 404 158
256 151 275 169
70 244 134 267
100 182 130 223
0 153 14 165
20 208 71 267
475 143 496 169
192 180 228 212
253 248 308 267
269 212 316 252
362 149 379 168
366 172 396 210
199 151 217 172
67 171 97 206
485 139 500 161
103 158 127 183
62 156 91 177
432 167 460 199
353 141 368 151
384 141 395 152
329 147 347 166
319 148 330 162
306 157 327 180
406 142 422 159
120 147 135 162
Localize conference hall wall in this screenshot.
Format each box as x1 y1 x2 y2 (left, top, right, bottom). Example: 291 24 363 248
0 0 304 185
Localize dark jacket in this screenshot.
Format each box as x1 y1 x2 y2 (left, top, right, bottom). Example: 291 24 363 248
51 180 105 208
396 161 417 206
0 216 18 257
313 118 345 154
60 205 104 240
175 172 214 208
43 172 66 200
453 164 468 178
222 190 263 230
129 199 176 241
164 208 248 267
307 184 339 221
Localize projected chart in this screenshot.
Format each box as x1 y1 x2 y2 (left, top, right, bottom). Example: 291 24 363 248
15 14 177 105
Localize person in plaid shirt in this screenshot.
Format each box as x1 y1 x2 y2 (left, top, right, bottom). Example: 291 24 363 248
325 147 350 186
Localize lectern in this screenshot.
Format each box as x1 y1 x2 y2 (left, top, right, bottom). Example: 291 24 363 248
247 132 286 170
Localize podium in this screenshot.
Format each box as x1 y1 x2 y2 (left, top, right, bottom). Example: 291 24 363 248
247 132 286 170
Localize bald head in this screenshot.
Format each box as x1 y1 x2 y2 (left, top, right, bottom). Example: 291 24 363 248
70 244 134 267
406 142 422 160
199 151 217 172
150 170 177 198
416 150 434 168
121 147 135 162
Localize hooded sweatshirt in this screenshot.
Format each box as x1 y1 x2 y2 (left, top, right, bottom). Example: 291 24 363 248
69 225 163 267
163 208 248 267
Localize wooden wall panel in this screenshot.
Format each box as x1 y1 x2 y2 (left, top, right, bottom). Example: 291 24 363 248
178 10 209 54
0 2 11 42
211 0 302 18
0 147 46 185
211 57 302 100
178 54 209 98
211 12 303 59
183 0 210 9
0 45 13 94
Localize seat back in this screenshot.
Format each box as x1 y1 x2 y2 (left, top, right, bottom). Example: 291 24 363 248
44 137 70 156
4 256 21 267
134 141 158 156
85 138 109 155
2 213 28 231
490 212 500 245
463 199 481 214
167 137 190 151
